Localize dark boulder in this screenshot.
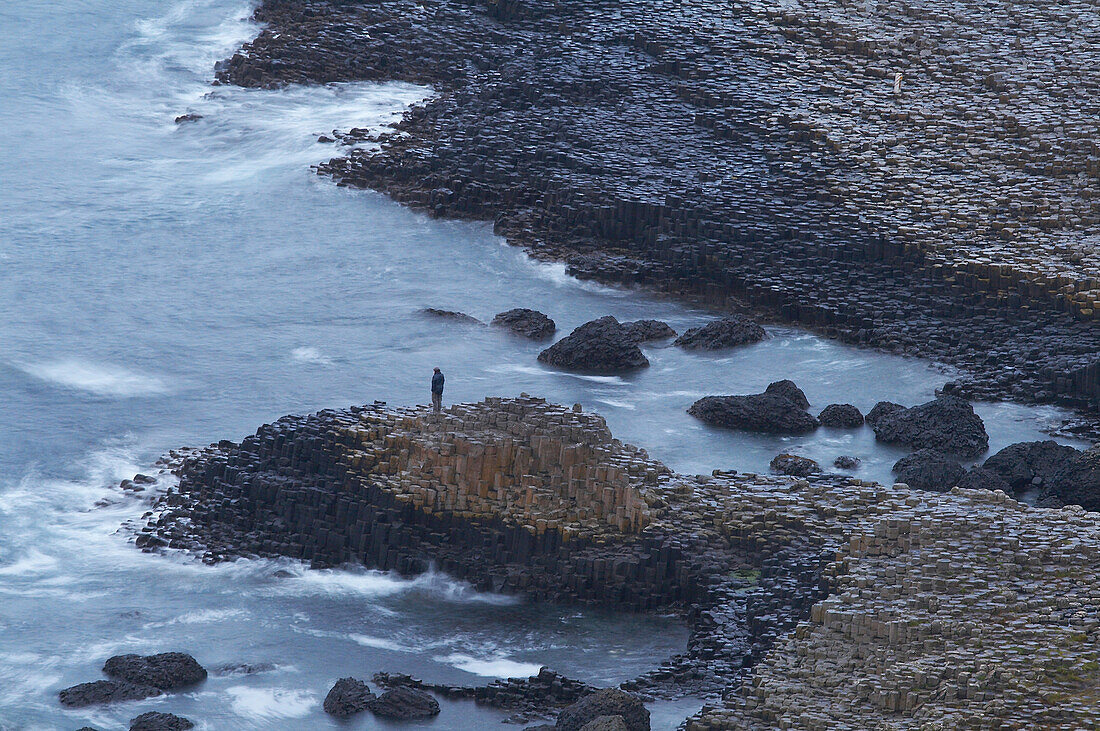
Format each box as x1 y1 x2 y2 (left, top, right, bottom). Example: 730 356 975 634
865 401 905 426
1050 445 1100 510
130 712 194 731
324 677 375 718
174 113 202 124
833 455 861 470
556 688 649 731
492 308 556 339
818 403 864 428
422 308 482 325
770 454 820 477
872 396 989 458
537 316 649 374
580 717 631 731
892 450 966 492
368 686 441 720
621 319 676 344
673 315 765 350
764 380 810 410
103 653 207 690
982 441 1080 493
58 680 161 708
689 394 819 434
955 467 1012 493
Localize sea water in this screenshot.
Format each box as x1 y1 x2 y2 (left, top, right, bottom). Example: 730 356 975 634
0 1 1089 728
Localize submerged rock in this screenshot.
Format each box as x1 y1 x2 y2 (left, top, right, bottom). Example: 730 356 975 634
538 316 649 373
865 401 905 426
174 113 202 124
129 712 194 731
324 677 375 717
103 652 207 690
833 455 861 470
764 380 810 410
58 680 161 708
369 686 441 719
892 450 966 492
621 319 676 344
422 307 483 325
492 308 557 339
556 688 649 731
817 403 864 428
689 393 819 434
770 454 820 477
673 315 765 350
872 396 989 458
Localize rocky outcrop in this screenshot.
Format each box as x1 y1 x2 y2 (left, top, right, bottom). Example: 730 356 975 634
578 717 631 731
817 403 864 428
129 712 194 731
621 319 676 344
833 455 861 470
103 653 207 690
872 396 989 458
955 467 1012 493
323 677 374 717
58 680 161 708
689 393 819 434
764 380 810 410
891 450 966 492
1051 445 1100 511
368 687 441 719
538 317 649 374
492 308 556 339
556 689 649 731
770 454 820 477
865 401 905 426
673 316 765 350
982 440 1080 494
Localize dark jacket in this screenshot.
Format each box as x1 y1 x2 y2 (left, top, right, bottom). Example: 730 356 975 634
431 372 445 394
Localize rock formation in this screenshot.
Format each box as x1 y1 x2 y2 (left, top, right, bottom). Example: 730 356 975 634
817 403 864 428
538 317 649 374
892 450 966 493
621 319 676 344
672 316 765 350
871 396 989 458
492 308 556 339
689 391 819 434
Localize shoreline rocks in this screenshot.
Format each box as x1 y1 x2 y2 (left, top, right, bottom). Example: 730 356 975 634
689 381 818 434
492 308 557 339
891 450 966 493
672 316 765 351
817 403 864 428
871 396 989 458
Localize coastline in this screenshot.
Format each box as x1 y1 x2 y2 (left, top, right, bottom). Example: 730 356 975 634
215 0 1099 420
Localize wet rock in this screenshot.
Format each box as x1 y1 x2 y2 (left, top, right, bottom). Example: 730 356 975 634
872 396 989 458
689 393 819 434
369 686 441 719
129 712 194 731
173 113 202 124
422 308 482 325
833 455 861 470
956 467 1012 493
764 380 810 410
621 319 676 344
556 688 649 731
58 680 161 708
318 134 335 143
537 316 649 374
102 652 207 690
865 401 906 426
324 677 375 717
211 662 276 676
492 308 556 339
673 316 765 350
982 441 1081 493
817 404 864 428
770 454 820 477
1050 445 1100 510
892 450 966 492
580 716 631 731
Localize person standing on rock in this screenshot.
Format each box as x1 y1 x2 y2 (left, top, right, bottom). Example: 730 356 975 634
431 367 445 413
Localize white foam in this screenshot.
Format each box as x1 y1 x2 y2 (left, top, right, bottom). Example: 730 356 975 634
435 653 543 679
348 634 408 652
290 347 332 366
0 549 59 577
263 565 518 606
521 259 625 295
226 686 316 719
15 359 169 397
595 398 637 410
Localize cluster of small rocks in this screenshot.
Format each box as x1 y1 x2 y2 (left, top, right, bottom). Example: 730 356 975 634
213 0 1099 413
61 653 203 730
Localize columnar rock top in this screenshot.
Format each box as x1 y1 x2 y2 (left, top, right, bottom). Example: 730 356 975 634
340 396 664 536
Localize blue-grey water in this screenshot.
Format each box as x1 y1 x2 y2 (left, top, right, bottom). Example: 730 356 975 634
0 1 1091 728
